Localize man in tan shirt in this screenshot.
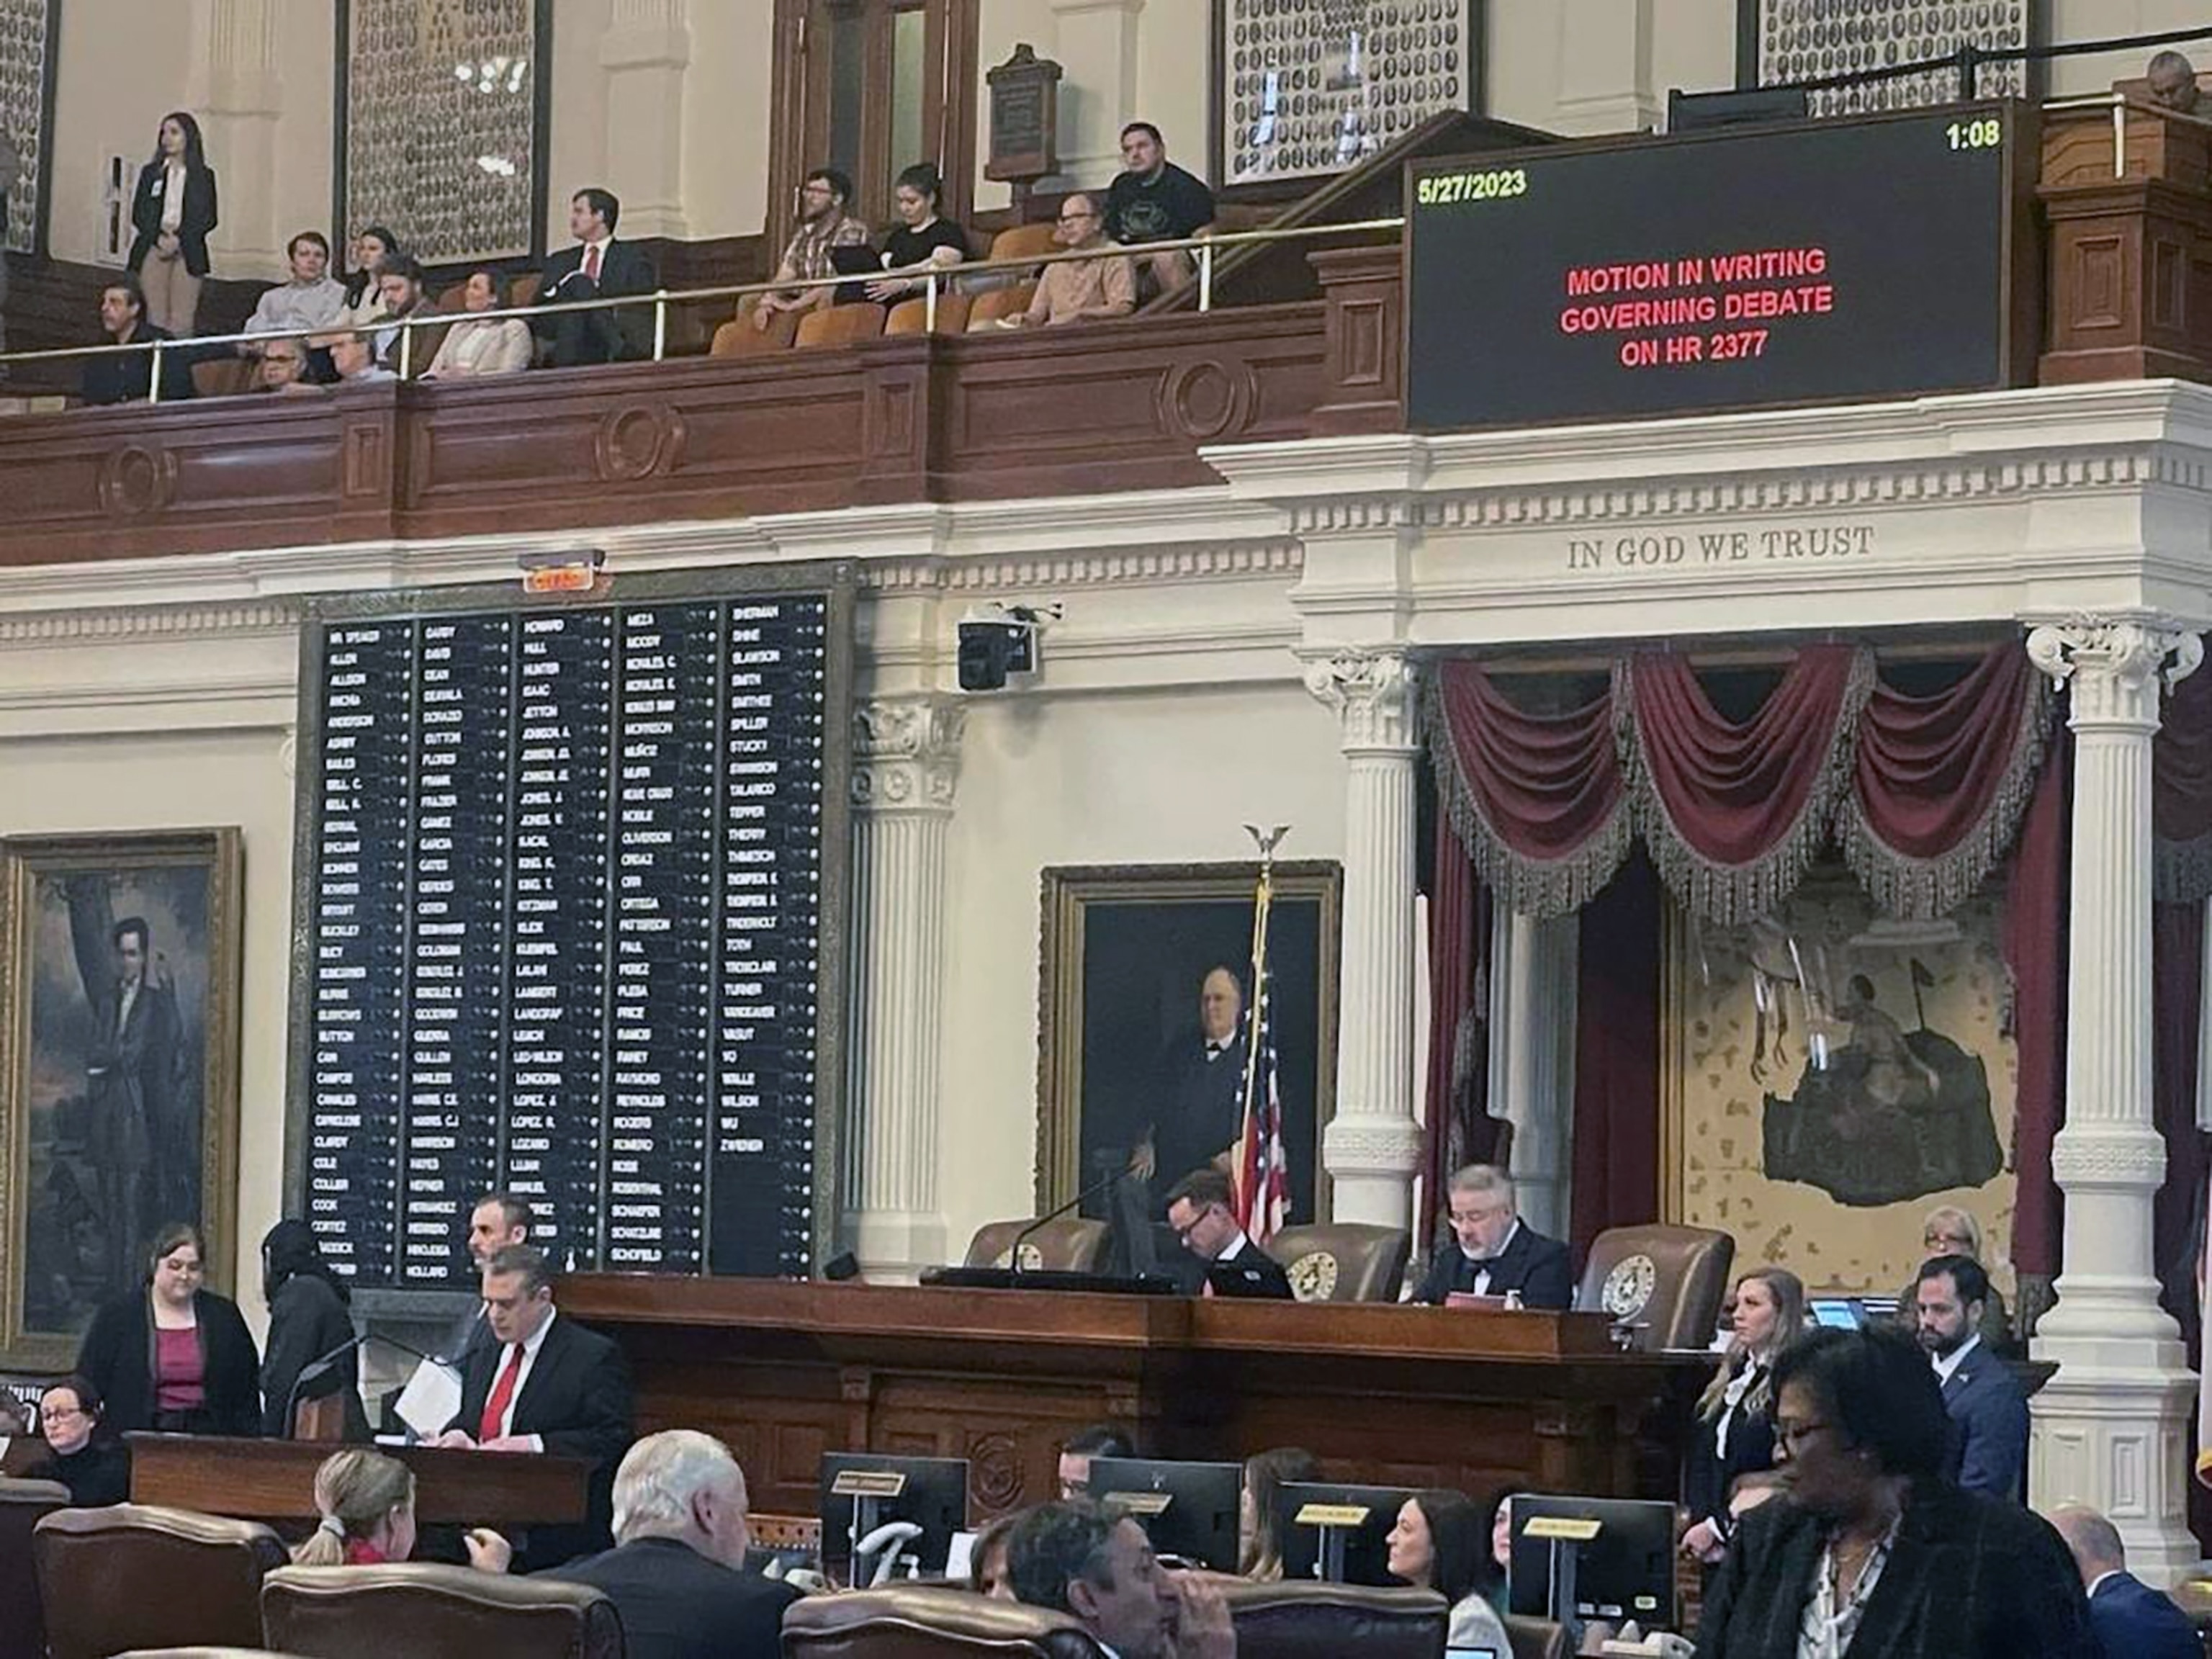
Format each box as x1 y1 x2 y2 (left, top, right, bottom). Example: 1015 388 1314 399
1009 194 1136 329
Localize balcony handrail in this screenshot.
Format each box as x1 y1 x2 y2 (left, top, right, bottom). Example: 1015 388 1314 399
0 215 1408 392
2039 89 2212 180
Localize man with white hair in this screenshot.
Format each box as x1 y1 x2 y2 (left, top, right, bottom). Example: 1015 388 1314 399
548 1429 798 1658
2047 1503 2200 1659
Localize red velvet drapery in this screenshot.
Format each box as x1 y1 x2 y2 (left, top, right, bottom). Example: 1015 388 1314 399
2002 728 2071 1283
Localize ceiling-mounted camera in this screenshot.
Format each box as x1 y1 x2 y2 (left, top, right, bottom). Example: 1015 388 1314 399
957 603 1059 691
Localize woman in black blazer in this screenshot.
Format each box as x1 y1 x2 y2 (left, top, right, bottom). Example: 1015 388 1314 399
258 1218 369 1440
126 111 218 336
76 1222 260 1438
1682 1266 1803 1570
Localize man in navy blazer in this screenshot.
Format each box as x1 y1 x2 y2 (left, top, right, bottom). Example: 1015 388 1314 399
1915 1254 2028 1499
2050 1503 2203 1659
1413 1164 1574 1308
537 186 660 366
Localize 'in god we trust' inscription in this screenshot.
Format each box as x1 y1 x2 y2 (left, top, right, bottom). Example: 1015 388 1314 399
1565 523 1877 572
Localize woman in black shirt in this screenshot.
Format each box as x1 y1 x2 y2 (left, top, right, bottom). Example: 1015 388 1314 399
866 163 969 304
260 1218 369 1440
28 1375 132 1507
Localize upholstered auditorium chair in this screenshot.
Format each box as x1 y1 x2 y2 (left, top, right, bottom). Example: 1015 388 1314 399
987 223 1061 267
1573 1225 1735 1352
1215 1578 1448 1658
966 284 1038 329
781 1585 1107 1657
885 294 972 335
33 1503 287 1659
963 1218 1111 1272
794 305 886 349
713 300 799 356
1503 1613 1571 1659
261 1562 621 1659
0 1476 69 1659
1267 1223 1412 1303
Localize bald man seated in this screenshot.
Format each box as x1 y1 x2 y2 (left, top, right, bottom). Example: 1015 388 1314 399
2048 1504 2200 1659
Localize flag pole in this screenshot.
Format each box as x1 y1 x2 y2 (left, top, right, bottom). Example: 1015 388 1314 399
1236 824 1290 1229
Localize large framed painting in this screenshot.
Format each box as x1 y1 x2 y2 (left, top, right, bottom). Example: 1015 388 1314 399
1663 863 2017 1302
0 830 243 1370
1036 861 1341 1227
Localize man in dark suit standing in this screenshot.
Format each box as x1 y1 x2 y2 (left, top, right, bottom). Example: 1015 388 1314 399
441 1191 533 1367
1412 1164 1574 1308
432 1244 634 1566
537 186 658 367
549 1429 798 1659
1163 1169 1290 1298
1914 1254 2028 1501
78 910 190 1289
2049 1503 2201 1659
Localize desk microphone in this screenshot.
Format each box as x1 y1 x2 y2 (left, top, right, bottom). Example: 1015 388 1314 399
281 1329 441 1440
1009 1166 1126 1272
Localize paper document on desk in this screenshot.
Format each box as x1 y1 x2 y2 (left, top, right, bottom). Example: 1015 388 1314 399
395 1357 464 1438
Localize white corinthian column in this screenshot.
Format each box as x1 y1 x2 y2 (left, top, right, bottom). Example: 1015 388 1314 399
844 696 966 1281
2025 619 2203 1587
1303 649 1424 1228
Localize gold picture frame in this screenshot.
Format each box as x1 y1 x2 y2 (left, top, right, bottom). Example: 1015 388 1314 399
0 829 244 1370
1035 860 1342 1222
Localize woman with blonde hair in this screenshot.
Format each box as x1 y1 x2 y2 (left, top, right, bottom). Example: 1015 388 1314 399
1238 1446 1322 1579
1681 1265 1804 1568
290 1449 510 1570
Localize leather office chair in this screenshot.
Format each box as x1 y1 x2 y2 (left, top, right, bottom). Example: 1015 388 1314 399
963 1218 1111 1272
1574 1225 1735 1352
782 1585 1107 1657
262 1562 621 1659
0 1476 69 1659
1503 1614 1570 1659
1216 1579 1448 1658
1268 1223 1412 1303
33 1503 287 1659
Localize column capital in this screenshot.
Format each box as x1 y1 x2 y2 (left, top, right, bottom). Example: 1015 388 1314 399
2026 620 2202 729
1302 649 1419 752
1321 1115 1426 1180
852 697 967 812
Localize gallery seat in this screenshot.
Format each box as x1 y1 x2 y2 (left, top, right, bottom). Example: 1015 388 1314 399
963 1218 1111 1272
33 1503 287 1659
1503 1614 1571 1659
781 1585 1107 1657
261 1562 621 1659
1267 1223 1411 1303
1574 1224 1735 1352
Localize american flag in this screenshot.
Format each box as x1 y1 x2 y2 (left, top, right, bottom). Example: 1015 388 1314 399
1234 976 1290 1245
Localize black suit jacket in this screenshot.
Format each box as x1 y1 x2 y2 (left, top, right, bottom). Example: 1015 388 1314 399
549 1536 799 1659
536 239 659 364
1939 1344 2029 1499
2088 1570 2202 1659
259 1273 369 1440
81 323 195 406
76 1287 261 1437
1413 1222 1575 1309
1682 1360 1777 1529
1148 1033 1249 1205
446 1311 634 1563
1694 1483 2096 1659
1170 1234 1292 1298
127 161 219 276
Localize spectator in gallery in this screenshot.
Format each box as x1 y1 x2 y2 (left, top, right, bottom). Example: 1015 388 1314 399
26 1376 132 1507
754 166 871 331
371 253 435 373
76 1222 260 1438
1411 1163 1573 1308
549 1430 800 1659
239 231 348 351
1385 1489 1511 1657
1164 1167 1292 1298
537 186 659 367
1695 1324 2093 1658
336 225 400 336
2048 1503 2203 1659
1058 1422 1135 1500
255 338 318 395
998 193 1134 329
289 1448 511 1570
1104 121 1216 297
1894 1204 2013 1352
1238 1445 1321 1579
1915 1253 2029 1501
1007 1499 1234 1659
126 111 218 336
2146 50 2211 117
258 1218 369 1441
423 267 534 379
1681 1267 1804 1568
328 328 395 385
865 163 969 305
81 276 193 406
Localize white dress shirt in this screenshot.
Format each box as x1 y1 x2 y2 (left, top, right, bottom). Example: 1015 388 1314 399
485 1308 557 1449
243 277 348 339
159 161 185 233
1931 1331 1982 1388
1215 1228 1254 1263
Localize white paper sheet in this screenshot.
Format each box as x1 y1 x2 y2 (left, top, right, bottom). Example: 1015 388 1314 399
394 1357 464 1439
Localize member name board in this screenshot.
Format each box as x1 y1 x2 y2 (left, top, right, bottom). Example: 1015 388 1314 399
1406 103 2032 430
287 569 853 1289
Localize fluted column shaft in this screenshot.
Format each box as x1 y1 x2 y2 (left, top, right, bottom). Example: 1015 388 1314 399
845 697 964 1280
600 0 691 240
1494 909 1578 1238
2025 619 2200 1586
191 0 283 272
1305 650 1423 1228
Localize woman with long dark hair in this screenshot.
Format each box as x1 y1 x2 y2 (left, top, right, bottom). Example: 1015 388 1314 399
865 163 969 304
259 1218 369 1440
76 1222 259 1437
126 112 217 335
1386 1488 1511 1653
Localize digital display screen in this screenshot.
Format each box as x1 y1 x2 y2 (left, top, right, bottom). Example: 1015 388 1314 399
1406 104 2024 430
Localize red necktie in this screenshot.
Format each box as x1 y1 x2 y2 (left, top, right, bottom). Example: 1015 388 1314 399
478 1343 523 1442
583 243 602 282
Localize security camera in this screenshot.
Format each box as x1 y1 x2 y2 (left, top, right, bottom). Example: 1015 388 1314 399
956 603 1058 692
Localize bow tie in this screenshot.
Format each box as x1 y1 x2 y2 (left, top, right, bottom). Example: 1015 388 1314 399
1206 1040 1228 1056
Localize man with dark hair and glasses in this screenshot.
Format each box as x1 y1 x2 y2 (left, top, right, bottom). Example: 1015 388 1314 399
1695 1324 2092 1658
755 167 869 331
1006 1499 1233 1659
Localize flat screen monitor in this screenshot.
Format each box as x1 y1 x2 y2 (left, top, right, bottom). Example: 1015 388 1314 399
1089 1457 1244 1570
817 1453 969 1581
1275 1481 1415 1586
1809 1295 1903 1330
1506 1494 1676 1628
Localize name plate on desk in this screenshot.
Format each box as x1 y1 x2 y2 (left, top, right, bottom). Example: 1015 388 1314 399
830 1469 908 1500
1294 1502 1373 1528
1524 1516 1604 1542
1101 1491 1174 1518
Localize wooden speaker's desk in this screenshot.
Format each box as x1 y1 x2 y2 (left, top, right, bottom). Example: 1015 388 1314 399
122 1433 592 1528
558 1276 1708 1519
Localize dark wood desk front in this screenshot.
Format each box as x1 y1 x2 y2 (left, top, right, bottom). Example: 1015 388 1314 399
123 1434 591 1528
557 1277 1708 1521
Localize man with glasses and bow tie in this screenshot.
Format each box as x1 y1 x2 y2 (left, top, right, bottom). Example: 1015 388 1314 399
1130 967 1251 1214
433 1244 634 1568
1413 1164 1574 1309
536 186 659 367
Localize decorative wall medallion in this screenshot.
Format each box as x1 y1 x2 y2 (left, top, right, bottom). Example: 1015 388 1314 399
1601 1254 1657 1319
1288 1249 1339 1303
96 445 175 520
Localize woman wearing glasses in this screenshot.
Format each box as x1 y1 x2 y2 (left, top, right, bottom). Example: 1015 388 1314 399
27 1377 130 1506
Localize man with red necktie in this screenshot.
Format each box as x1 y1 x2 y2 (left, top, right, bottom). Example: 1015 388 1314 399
535 186 659 367
433 1243 634 1568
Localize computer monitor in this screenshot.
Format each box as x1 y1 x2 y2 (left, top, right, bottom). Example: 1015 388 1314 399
1274 1481 1415 1586
1506 1494 1677 1629
1088 1457 1244 1570
1808 1295 1903 1330
817 1453 970 1582
1666 85 1810 132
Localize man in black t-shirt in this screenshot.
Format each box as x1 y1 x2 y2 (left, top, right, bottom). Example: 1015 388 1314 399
1103 122 1215 297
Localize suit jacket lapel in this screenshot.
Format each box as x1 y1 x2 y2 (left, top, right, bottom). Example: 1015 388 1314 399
1754 1514 1827 1653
